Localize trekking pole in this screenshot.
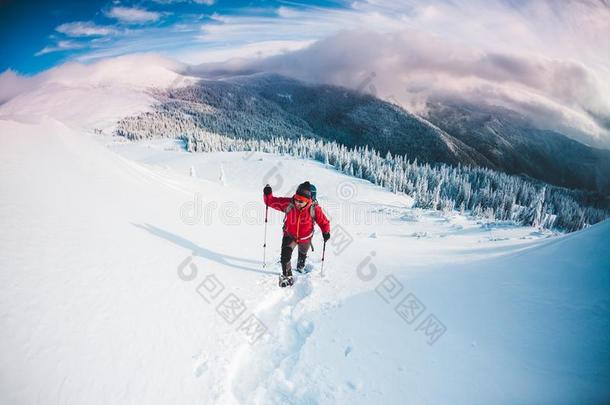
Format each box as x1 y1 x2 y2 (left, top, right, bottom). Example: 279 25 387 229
263 204 269 268
320 240 327 277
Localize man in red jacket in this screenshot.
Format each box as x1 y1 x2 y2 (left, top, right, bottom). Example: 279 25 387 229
263 181 331 287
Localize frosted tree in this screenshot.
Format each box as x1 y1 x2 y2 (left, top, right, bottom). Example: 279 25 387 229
115 110 609 232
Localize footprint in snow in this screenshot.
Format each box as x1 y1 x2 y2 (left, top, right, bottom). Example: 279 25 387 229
224 277 317 403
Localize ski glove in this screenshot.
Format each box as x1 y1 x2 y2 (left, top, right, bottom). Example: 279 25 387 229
323 232 331 242
264 184 272 195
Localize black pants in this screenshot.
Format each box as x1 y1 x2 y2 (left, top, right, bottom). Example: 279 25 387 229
280 235 311 277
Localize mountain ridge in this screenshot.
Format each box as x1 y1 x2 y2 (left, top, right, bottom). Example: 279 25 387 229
138 72 609 195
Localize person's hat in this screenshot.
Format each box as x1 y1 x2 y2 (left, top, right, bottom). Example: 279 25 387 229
295 182 312 199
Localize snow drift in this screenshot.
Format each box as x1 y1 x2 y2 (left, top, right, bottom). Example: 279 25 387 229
1 114 608 404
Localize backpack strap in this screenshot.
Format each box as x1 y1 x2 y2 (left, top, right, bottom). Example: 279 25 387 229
285 202 294 214
309 201 317 221
309 202 318 244
283 202 295 232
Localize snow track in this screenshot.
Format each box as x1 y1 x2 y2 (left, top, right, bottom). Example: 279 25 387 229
2 119 609 405
226 272 316 404
219 257 336 404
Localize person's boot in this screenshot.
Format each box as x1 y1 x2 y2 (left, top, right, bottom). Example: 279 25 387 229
296 253 307 273
279 261 294 287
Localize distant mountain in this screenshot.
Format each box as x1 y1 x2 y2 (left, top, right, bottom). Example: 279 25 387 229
116 72 610 195
226 74 489 167
423 101 610 194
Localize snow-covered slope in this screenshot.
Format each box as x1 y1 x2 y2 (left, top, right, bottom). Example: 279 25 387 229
0 54 195 133
1 116 608 404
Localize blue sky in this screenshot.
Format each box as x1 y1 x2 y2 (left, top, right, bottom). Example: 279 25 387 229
0 0 349 74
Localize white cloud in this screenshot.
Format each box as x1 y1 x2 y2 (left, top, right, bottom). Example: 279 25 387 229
193 27 610 146
56 21 118 37
1 54 184 103
0 54 186 128
151 0 215 4
172 39 315 65
0 69 41 104
185 0 610 147
35 40 86 56
105 6 161 24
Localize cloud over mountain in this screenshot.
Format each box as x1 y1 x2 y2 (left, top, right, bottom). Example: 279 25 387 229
189 0 610 147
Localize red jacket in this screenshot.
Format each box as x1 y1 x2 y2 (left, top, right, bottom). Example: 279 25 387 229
264 193 331 243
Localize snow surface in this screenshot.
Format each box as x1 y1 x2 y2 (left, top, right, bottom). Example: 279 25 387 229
1 120 609 404
1 56 609 404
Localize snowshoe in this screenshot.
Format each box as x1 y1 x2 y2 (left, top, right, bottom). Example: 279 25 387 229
295 263 314 274
279 275 294 288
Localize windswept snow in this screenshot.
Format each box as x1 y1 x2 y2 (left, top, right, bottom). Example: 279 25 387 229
1 119 608 404
0 54 195 133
